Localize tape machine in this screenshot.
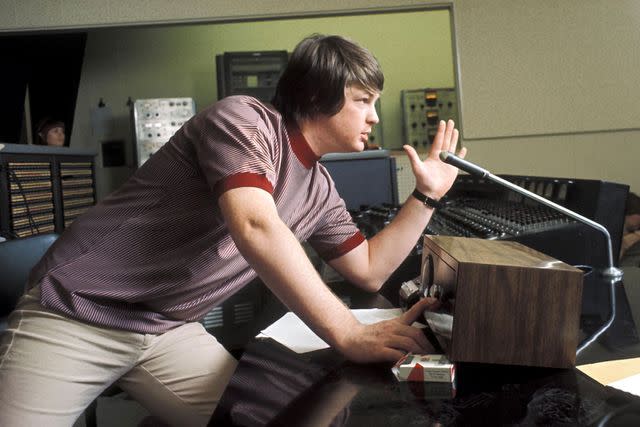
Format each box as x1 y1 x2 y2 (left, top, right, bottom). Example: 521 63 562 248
401 235 584 368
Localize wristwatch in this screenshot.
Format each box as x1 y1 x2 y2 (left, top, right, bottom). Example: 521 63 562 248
411 188 444 209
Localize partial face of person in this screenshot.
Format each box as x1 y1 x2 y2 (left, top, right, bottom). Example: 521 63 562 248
625 213 640 233
322 85 380 153
46 126 65 146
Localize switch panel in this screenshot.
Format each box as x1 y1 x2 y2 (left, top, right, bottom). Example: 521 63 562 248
401 88 458 149
133 98 196 167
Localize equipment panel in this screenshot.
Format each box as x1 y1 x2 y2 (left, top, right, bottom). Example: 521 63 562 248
133 98 196 167
0 145 96 239
216 51 288 103
427 174 629 269
401 88 458 149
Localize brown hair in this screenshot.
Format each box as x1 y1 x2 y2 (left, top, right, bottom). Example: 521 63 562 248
271 34 384 124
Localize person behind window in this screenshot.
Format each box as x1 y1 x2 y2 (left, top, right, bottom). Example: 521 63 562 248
619 192 640 264
35 117 65 146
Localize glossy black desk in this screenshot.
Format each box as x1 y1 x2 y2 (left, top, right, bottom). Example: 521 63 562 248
210 269 640 426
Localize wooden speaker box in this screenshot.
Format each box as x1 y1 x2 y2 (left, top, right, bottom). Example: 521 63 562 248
420 235 584 368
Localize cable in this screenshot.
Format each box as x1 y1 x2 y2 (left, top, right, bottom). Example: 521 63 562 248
8 168 40 235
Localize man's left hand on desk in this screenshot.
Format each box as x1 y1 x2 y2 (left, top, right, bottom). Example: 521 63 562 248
336 297 436 363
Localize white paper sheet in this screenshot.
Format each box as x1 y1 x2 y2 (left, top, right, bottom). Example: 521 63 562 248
257 308 405 354
578 356 640 397
609 372 640 397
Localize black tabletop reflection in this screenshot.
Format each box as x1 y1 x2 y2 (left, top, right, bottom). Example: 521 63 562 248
210 269 640 427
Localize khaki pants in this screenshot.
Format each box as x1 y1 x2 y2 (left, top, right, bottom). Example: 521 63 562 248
0 287 237 427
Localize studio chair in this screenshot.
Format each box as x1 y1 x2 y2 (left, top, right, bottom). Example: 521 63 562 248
0 233 119 427
0 233 59 330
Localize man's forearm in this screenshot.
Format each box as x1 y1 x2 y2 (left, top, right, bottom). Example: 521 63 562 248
366 193 434 281
246 221 359 347
220 188 360 353
328 192 437 291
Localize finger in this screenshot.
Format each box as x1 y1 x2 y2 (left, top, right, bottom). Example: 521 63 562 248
457 145 468 159
442 120 455 152
420 296 442 312
448 128 460 155
399 296 437 325
389 323 433 353
377 347 406 363
385 334 429 355
402 144 424 174
430 120 447 152
387 321 432 352
349 345 406 364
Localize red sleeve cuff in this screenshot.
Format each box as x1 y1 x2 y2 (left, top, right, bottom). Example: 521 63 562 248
213 172 274 199
319 231 366 262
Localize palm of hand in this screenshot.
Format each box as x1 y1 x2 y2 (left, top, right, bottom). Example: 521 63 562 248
404 119 467 199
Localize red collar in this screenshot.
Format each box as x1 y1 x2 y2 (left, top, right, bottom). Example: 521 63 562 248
286 123 320 169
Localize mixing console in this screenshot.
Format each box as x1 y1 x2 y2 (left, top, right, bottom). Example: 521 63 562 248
351 174 628 270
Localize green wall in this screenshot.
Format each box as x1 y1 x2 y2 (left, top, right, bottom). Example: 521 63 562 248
74 9 455 198
74 10 454 147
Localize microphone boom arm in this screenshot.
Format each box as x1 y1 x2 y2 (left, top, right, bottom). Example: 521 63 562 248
439 151 623 279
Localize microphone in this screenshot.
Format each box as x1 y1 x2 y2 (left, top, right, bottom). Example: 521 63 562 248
439 151 623 279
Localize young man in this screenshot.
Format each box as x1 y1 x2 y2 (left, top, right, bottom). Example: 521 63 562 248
0 34 466 426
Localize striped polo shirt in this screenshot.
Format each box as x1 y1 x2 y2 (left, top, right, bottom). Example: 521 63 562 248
30 96 365 334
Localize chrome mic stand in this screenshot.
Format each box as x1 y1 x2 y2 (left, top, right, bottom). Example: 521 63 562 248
439 151 624 279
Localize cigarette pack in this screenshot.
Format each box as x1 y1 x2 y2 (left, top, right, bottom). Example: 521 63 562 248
392 353 455 383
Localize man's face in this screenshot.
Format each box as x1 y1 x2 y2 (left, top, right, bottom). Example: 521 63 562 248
45 126 65 147
320 85 380 153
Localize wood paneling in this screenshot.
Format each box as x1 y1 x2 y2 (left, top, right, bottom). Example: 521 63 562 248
422 235 583 368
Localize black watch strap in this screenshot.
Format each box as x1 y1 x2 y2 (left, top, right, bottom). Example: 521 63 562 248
411 188 444 209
